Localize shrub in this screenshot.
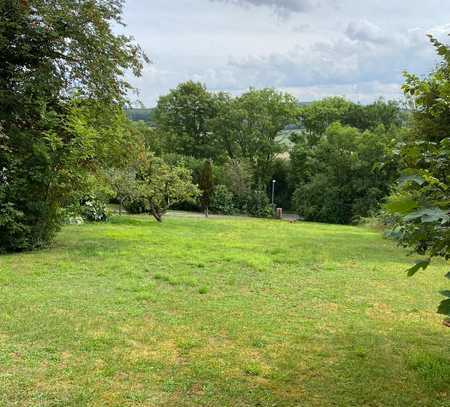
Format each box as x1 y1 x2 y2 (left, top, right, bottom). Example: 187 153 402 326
0 203 31 253
210 185 235 215
123 197 148 214
244 190 272 218
80 197 110 222
291 123 398 224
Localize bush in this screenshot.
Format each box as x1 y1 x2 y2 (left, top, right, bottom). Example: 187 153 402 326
80 196 110 222
244 190 273 218
0 203 31 253
210 185 235 215
291 123 398 224
123 197 148 214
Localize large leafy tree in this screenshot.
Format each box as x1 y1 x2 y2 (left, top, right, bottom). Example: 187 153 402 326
153 81 220 159
208 92 243 160
384 36 450 322
0 0 146 251
297 97 403 142
293 123 398 224
235 88 298 186
298 97 352 140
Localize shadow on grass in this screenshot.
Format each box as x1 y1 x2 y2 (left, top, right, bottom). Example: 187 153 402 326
212 325 450 407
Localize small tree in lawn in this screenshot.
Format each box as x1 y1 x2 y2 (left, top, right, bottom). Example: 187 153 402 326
136 153 199 222
104 168 137 215
199 160 214 217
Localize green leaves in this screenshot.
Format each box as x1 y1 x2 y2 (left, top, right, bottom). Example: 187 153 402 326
404 208 449 224
406 259 431 277
0 0 146 251
135 152 199 222
437 299 450 317
384 195 418 215
387 36 450 323
293 122 399 224
398 174 425 186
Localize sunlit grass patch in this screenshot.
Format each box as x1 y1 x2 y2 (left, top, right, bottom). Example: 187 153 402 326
0 214 448 406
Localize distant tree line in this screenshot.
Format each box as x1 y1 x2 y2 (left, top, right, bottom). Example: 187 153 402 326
132 82 405 224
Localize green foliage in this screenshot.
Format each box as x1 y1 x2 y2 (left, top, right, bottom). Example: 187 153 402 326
134 152 199 222
406 259 431 277
123 197 148 215
235 88 298 186
80 196 111 223
210 185 235 215
297 97 404 141
199 160 214 216
0 0 146 251
221 159 254 208
271 158 293 210
208 92 243 160
0 202 30 253
125 108 155 124
293 123 399 224
298 97 353 139
384 36 450 320
153 81 220 159
154 84 298 189
244 190 273 218
104 167 137 215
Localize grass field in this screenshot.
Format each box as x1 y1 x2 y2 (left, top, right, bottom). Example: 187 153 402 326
0 214 449 406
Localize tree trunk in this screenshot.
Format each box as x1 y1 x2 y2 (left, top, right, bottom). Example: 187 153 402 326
151 210 163 222
205 207 209 218
119 199 123 216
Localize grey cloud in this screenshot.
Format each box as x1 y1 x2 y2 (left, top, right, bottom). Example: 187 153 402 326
209 0 315 15
345 20 388 44
121 0 450 106
195 25 441 93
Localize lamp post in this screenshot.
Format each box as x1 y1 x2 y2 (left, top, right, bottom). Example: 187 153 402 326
271 179 276 213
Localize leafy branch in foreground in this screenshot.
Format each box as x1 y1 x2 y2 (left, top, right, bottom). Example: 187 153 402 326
385 35 450 323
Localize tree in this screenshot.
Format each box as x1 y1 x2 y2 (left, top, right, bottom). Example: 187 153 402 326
153 81 220 159
221 159 253 209
297 97 404 142
210 185 235 215
135 153 199 222
384 36 450 323
208 92 242 160
104 168 137 215
293 123 398 224
235 88 298 187
343 99 405 131
0 0 146 251
298 97 352 140
199 160 214 217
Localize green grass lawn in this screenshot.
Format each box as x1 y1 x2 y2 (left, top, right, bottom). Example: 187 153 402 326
0 215 449 406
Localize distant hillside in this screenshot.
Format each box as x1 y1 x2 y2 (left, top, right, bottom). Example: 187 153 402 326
125 108 155 123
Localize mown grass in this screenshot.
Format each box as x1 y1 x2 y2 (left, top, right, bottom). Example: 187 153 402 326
0 214 448 406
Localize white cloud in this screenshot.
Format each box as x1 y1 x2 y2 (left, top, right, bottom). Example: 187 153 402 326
345 20 388 44
121 0 450 106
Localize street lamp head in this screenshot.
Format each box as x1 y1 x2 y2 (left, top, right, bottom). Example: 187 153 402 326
272 179 276 183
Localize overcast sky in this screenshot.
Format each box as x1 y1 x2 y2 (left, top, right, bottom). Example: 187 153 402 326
120 0 450 106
